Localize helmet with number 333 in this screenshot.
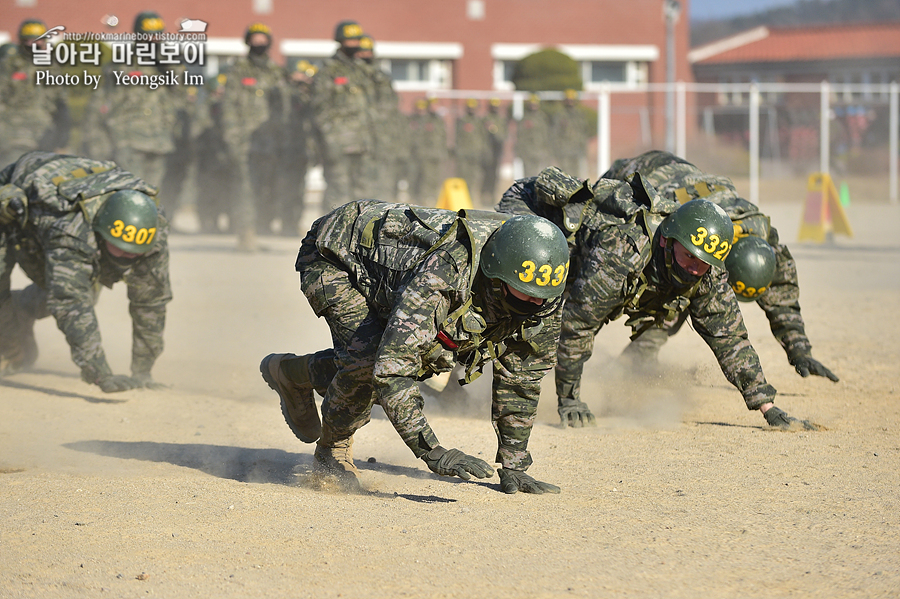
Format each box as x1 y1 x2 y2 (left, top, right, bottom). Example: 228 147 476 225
480 214 570 300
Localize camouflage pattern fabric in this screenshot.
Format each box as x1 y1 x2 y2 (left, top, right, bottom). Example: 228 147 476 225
365 65 404 202
0 47 71 167
220 54 287 233
497 172 777 412
481 108 508 204
406 108 447 205
278 70 314 233
292 199 562 470
603 150 811 360
515 107 551 178
0 152 172 383
83 63 180 188
454 111 488 203
551 104 590 178
310 52 374 212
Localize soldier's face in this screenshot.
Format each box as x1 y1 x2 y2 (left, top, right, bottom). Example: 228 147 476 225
504 284 545 306
105 240 141 261
670 239 710 277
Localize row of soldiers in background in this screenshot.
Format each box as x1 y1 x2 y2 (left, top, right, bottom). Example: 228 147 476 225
0 15 595 251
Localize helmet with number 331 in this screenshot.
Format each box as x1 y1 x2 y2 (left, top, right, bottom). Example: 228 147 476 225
93 190 159 254
480 214 570 300
659 199 734 269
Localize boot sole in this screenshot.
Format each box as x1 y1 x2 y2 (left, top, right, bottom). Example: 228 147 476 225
260 354 322 443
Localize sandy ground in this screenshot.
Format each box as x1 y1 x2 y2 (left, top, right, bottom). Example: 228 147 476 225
1 191 899 598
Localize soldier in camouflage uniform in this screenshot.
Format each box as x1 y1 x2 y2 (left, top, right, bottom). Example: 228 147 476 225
82 12 178 189
603 150 838 382
551 90 590 178
515 95 551 178
497 166 815 431
310 21 374 214
220 23 288 250
0 151 172 392
357 35 404 202
0 19 71 167
454 99 488 205
481 98 508 205
259 200 571 493
406 98 447 205
277 60 316 236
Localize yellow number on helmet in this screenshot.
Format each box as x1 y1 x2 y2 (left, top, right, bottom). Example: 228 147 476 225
110 219 124 238
122 225 137 243
536 264 552 286
733 281 746 293
135 228 149 245
519 260 536 283
690 227 708 247
714 240 731 260
703 234 720 253
551 262 567 287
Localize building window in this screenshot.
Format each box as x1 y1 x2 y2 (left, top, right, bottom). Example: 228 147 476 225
467 0 486 20
587 61 626 84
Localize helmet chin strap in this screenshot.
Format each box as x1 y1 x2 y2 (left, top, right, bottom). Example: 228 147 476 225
663 237 701 287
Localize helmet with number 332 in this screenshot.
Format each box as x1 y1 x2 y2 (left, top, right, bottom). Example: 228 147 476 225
480 214 570 300
725 235 777 302
93 190 159 254
659 199 734 269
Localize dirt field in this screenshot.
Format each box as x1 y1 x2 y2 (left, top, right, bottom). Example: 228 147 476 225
1 191 898 598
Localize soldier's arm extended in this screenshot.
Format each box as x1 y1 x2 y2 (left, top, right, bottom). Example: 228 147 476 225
124 217 172 384
688 270 777 411
40 216 116 385
756 233 837 381
491 308 562 486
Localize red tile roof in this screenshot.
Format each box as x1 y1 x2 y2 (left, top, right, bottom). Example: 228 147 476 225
694 21 900 64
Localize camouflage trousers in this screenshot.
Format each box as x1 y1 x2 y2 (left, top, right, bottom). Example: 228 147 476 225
321 152 367 214
294 242 386 442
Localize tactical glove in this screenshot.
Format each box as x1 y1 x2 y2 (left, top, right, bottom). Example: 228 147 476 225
789 353 839 382
97 374 142 393
498 468 561 494
558 397 596 428
763 406 819 431
421 446 494 481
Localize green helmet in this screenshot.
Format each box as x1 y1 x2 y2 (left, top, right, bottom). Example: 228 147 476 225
18 19 48 44
725 235 777 302
480 215 570 300
93 190 159 254
658 199 734 268
334 20 363 43
133 11 164 35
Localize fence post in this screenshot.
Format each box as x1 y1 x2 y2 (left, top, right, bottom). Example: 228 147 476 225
749 82 760 206
597 83 611 177
676 81 687 159
890 81 898 204
820 80 830 176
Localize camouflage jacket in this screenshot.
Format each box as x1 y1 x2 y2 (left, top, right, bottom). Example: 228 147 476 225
408 110 448 161
89 62 180 154
515 109 551 163
0 152 172 383
0 47 70 154
497 171 776 411
298 200 562 470
220 54 287 154
551 104 590 159
309 52 374 155
454 112 488 162
603 150 811 359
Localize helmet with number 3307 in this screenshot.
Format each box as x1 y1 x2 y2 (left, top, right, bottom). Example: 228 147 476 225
93 190 159 254
659 199 734 268
480 214 570 300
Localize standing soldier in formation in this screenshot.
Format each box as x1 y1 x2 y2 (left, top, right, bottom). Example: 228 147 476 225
0 151 172 391
220 23 287 251
357 34 404 202
82 12 178 189
278 60 316 236
604 150 839 383
0 19 71 167
515 95 551 178
454 99 488 205
497 167 817 431
406 98 447 205
260 199 570 493
481 98 508 205
310 20 374 213
551 89 591 178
